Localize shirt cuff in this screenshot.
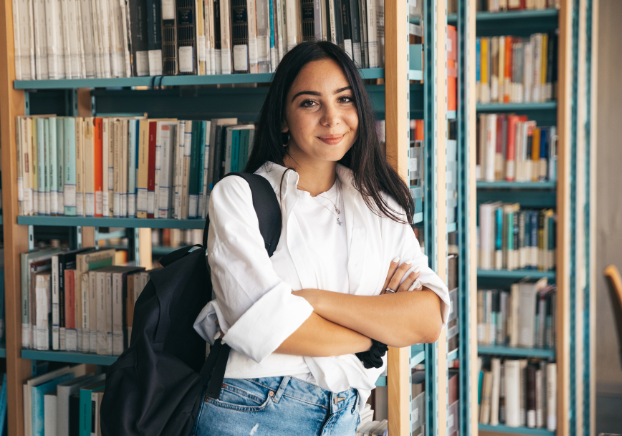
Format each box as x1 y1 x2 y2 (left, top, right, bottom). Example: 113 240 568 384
222 284 314 363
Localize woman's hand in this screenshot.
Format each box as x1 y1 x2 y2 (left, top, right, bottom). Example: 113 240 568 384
381 257 423 294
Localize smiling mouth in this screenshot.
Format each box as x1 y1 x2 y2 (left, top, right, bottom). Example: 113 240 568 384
318 134 346 145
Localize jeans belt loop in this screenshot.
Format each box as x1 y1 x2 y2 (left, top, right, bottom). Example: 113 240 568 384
273 376 291 403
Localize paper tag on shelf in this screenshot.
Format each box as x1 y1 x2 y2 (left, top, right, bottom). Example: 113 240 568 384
162 0 175 19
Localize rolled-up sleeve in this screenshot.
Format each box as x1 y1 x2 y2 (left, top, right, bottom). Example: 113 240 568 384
385 198 451 325
194 176 314 363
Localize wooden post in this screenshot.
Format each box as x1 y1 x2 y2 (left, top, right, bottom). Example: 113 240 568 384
468 0 479 434
0 0 31 434
557 1 572 435
384 0 410 434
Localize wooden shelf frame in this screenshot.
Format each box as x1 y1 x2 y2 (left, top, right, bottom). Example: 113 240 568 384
0 1 456 435
471 1 597 435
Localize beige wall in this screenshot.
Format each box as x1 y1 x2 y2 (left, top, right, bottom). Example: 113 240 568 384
595 0 622 392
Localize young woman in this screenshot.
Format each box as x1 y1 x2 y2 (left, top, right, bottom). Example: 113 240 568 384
192 41 450 435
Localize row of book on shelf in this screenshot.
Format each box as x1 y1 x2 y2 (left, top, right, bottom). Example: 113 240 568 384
12 0 392 81
478 203 556 271
16 115 252 220
478 356 557 431
476 114 557 182
476 32 558 104
478 279 556 349
460 0 559 13
21 246 152 354
16 115 390 220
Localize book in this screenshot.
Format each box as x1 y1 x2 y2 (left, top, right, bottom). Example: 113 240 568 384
79 380 106 436
146 0 163 75
32 374 74 436
57 374 100 436
161 0 178 75
177 0 199 74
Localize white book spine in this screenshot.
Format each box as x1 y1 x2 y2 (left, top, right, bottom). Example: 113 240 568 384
89 271 97 353
81 274 90 352
96 272 108 355
106 270 113 355
112 273 124 355
17 0 33 80
79 0 95 77
12 0 22 80
33 0 49 79
158 124 174 219
200 122 211 219
120 0 132 77
490 358 501 426
44 0 61 79
546 363 556 431
154 123 163 218
285 0 298 51
366 0 378 68
504 360 521 427
174 121 185 219
220 0 232 74
100 0 112 77
35 274 51 350
75 0 87 77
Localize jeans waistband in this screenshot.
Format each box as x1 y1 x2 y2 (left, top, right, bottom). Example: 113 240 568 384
241 376 358 412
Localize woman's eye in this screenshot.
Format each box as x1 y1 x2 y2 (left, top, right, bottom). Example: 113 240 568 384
301 100 317 108
339 96 354 104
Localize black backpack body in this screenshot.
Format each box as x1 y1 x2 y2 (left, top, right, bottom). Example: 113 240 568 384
100 173 282 436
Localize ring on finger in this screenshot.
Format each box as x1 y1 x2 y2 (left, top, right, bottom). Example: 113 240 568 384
385 287 396 293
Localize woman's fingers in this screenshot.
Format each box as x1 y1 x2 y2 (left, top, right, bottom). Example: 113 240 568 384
387 261 413 292
396 268 422 293
382 257 401 294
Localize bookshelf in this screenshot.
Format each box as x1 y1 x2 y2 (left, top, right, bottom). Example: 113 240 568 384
0 1 457 436
472 2 597 436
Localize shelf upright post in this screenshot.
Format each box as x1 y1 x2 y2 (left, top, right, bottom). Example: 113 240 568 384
0 0 33 435
584 1 597 435
456 0 477 435
557 0 574 435
384 0 410 435
423 0 448 435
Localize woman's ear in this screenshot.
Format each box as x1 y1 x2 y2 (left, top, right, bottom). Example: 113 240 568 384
281 121 290 146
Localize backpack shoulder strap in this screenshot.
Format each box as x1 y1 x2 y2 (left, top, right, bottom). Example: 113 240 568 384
203 172 282 257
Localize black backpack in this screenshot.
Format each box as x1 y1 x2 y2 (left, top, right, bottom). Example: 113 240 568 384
100 173 282 436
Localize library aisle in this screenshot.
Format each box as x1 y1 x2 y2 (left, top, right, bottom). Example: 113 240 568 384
0 0 613 435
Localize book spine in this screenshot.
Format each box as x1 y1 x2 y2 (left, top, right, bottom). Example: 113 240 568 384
146 0 163 74
231 0 250 73
128 119 139 217
49 118 59 215
51 256 60 350
158 123 174 219
200 121 211 219
220 0 233 73
340 0 352 58
112 273 125 355
349 0 361 66
147 121 157 218
213 0 223 73
136 119 149 218
196 0 206 75
188 122 202 218
112 121 121 217
174 120 186 219
96 271 107 355
300 0 314 41
161 0 178 75
181 121 193 219
130 0 150 76
89 271 98 353
65 269 77 351
93 118 103 216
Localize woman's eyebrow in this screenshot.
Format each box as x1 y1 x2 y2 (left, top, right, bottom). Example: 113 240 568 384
291 86 352 102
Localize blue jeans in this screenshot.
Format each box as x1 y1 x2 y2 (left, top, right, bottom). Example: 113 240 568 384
191 376 361 435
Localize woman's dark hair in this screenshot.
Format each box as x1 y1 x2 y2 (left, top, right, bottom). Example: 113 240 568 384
245 40 414 224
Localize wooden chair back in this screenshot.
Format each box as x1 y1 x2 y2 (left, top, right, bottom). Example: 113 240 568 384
604 265 622 368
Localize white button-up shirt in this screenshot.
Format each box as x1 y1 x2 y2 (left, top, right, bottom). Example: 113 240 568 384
194 162 450 408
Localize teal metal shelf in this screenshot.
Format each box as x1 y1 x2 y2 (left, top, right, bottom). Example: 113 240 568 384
375 376 386 387
477 181 557 189
14 69 386 90
478 424 555 436
477 269 556 279
410 351 426 368
22 349 118 366
18 216 206 229
447 349 458 361
448 8 558 23
478 345 555 359
477 102 557 111
0 346 5 358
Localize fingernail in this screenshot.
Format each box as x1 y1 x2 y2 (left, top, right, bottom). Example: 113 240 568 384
408 280 422 291
392 256 400 263
405 259 413 265
414 266 421 273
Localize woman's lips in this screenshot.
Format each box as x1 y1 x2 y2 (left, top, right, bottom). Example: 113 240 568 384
318 134 346 145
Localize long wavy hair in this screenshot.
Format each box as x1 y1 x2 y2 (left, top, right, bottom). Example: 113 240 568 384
245 40 414 224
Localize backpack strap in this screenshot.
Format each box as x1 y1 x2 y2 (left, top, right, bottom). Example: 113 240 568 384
200 172 282 398
202 172 282 257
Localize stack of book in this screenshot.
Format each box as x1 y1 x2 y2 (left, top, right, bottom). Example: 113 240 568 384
15 115 253 220
478 203 556 271
151 228 202 248
21 246 153 355
476 32 558 104
477 280 556 349
476 114 557 182
355 403 387 436
477 357 557 431
23 364 106 436
12 0 389 80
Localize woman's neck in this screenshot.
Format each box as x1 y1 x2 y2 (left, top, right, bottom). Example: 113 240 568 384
283 152 337 197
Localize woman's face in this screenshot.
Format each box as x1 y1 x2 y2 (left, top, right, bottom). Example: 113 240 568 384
282 58 359 165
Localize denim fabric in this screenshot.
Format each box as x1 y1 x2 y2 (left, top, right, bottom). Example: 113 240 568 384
191 376 361 435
